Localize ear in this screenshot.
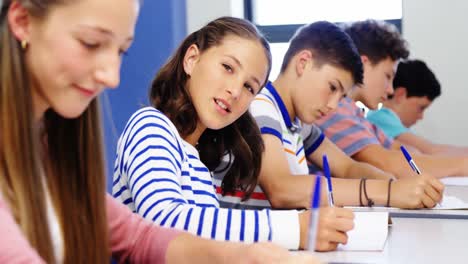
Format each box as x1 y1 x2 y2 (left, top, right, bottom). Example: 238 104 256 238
360 55 371 65
183 44 200 76
294 50 312 77
393 87 407 102
7 1 32 43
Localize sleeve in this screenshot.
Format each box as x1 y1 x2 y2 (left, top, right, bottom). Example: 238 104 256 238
114 108 300 249
249 95 283 141
367 108 409 139
108 195 181 263
0 197 46 263
316 110 381 156
301 124 325 156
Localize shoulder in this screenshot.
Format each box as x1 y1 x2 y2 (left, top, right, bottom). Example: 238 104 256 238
122 107 179 138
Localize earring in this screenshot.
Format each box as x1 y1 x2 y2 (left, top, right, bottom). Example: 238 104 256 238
21 40 28 50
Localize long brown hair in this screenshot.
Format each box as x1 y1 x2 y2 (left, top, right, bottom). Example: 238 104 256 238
150 17 272 200
0 1 108 262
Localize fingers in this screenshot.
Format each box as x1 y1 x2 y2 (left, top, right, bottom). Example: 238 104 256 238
316 241 338 252
420 193 437 208
319 229 348 245
333 217 354 233
333 207 355 219
424 184 443 204
429 177 445 193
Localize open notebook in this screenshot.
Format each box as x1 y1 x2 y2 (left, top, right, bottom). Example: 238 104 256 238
440 176 468 186
337 212 389 251
434 194 468 210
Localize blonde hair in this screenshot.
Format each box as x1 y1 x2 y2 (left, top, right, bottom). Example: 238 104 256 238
0 1 108 262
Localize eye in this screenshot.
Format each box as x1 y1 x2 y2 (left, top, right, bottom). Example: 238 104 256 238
329 84 337 93
222 63 233 73
244 83 255 95
80 40 100 50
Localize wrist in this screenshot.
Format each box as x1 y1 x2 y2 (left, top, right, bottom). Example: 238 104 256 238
365 180 387 206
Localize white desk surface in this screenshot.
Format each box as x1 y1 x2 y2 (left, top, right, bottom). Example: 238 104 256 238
299 185 468 263
308 217 468 264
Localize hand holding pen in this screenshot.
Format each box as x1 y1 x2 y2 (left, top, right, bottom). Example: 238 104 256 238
399 145 445 207
297 155 354 251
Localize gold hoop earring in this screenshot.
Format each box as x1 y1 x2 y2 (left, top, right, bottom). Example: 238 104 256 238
21 40 28 50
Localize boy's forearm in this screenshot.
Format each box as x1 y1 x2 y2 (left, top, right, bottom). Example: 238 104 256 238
347 161 394 180
260 174 325 209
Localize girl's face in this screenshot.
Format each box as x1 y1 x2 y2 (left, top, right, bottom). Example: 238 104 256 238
183 35 269 131
10 0 139 119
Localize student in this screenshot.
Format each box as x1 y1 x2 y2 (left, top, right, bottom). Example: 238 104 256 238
315 20 468 178
214 21 444 211
0 1 318 263
367 59 468 156
113 16 353 252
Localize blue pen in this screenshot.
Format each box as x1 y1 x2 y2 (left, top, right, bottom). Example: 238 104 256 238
323 154 334 207
307 175 321 251
400 145 422 174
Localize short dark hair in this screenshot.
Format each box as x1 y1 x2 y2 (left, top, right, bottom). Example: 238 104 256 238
343 20 409 64
280 21 363 85
393 59 441 101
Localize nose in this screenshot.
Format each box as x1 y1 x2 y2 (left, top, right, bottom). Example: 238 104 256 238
418 111 424 120
386 81 394 96
95 53 121 89
326 92 342 110
226 82 242 100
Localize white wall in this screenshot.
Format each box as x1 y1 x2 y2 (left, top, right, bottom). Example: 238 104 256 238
186 0 243 33
403 0 468 145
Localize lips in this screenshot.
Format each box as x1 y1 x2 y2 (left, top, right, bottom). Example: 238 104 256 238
214 98 231 113
74 84 95 97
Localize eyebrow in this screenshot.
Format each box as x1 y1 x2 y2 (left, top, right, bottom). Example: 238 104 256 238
226 55 262 87
79 25 134 42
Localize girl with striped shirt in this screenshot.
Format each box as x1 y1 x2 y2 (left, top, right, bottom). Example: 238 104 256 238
113 16 354 251
0 1 317 263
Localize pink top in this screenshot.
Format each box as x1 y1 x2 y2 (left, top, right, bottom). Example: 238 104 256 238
0 194 181 263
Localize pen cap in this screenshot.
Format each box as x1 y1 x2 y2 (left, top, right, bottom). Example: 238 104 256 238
400 145 412 162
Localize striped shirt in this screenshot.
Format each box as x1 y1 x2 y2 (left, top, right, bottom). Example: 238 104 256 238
113 107 299 249
315 97 393 156
213 82 325 209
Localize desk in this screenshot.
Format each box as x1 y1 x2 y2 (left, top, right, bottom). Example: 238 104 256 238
310 217 468 264
300 186 468 263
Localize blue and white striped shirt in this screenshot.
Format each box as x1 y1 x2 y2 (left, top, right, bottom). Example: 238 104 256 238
113 107 299 249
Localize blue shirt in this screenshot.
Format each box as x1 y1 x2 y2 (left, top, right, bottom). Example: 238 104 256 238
367 107 410 139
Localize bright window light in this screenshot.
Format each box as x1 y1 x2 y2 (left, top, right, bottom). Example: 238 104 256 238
253 0 402 25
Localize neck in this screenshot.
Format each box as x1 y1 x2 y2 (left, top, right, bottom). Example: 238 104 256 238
347 87 360 102
272 74 295 121
184 120 206 146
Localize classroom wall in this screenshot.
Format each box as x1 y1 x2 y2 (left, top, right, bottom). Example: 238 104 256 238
104 1 187 192
402 0 468 146
186 0 243 33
